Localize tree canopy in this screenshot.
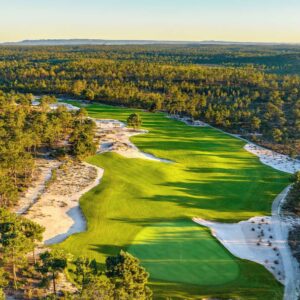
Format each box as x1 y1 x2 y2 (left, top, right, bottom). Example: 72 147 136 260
0 46 299 155
127 113 142 129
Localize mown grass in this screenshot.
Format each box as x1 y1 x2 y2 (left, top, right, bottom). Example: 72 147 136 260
59 101 289 299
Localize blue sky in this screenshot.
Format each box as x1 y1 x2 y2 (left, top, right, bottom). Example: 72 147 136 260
1 0 299 42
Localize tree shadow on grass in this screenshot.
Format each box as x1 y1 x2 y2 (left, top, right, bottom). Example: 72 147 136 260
89 221 240 286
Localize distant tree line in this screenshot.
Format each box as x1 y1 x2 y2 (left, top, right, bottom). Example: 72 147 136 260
0 44 300 73
0 46 299 155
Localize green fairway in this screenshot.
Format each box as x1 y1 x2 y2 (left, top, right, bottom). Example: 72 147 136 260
59 101 289 299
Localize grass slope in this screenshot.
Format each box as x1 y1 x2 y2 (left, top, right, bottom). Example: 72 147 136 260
60 102 289 299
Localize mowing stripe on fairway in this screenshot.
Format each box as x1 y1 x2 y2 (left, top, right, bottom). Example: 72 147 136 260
59 101 288 299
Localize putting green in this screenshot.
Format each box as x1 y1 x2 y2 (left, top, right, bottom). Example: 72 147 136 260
128 220 239 285
59 101 288 299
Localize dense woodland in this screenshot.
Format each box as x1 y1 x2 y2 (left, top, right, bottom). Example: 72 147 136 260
283 172 300 216
1 44 300 73
0 45 299 156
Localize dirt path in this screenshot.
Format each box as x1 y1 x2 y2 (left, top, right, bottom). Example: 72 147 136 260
14 158 61 215
272 187 300 300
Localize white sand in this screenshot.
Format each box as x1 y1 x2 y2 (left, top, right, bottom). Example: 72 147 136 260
32 99 80 111
23 161 103 245
193 216 285 283
33 99 171 163
23 102 169 247
49 102 80 111
245 143 300 174
168 115 208 127
14 158 61 215
95 119 172 163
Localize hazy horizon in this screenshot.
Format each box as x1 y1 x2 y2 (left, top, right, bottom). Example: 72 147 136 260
2 38 300 46
1 0 300 43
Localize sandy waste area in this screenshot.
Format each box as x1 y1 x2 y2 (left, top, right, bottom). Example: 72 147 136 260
94 119 171 163
17 159 103 245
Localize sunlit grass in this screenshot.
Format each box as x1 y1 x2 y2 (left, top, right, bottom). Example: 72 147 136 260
60 101 288 299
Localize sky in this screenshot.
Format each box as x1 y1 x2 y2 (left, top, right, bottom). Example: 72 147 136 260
0 0 300 43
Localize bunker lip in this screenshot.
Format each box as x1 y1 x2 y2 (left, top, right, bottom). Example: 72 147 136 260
244 143 300 174
94 118 173 163
193 215 285 284
20 160 104 245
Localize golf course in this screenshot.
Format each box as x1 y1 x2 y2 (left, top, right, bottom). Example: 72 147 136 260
59 101 289 299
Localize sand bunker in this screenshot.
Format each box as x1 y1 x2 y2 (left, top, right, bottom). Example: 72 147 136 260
245 143 300 174
168 115 208 127
23 101 170 247
95 119 172 163
32 99 80 112
49 102 80 111
22 160 103 245
193 216 285 283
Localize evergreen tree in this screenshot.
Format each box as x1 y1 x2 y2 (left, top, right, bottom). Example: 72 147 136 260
127 113 142 129
38 250 68 295
80 275 115 300
106 250 152 299
74 256 98 293
0 209 35 289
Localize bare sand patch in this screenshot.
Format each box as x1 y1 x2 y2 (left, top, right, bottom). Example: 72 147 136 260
14 157 61 215
193 216 285 283
244 143 300 174
95 119 172 163
22 160 103 245
168 115 209 127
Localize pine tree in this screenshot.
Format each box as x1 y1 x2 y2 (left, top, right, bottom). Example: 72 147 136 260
106 250 152 299
127 113 142 129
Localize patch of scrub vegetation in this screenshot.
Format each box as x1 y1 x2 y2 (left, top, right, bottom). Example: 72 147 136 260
60 101 288 299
